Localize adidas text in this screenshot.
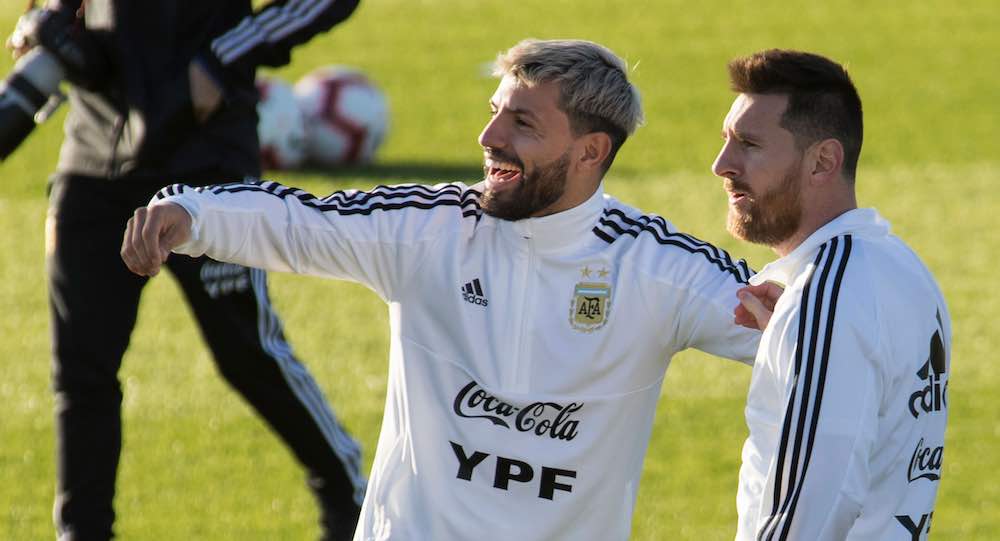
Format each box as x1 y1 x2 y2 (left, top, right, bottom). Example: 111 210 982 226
461 278 488 307
463 292 489 307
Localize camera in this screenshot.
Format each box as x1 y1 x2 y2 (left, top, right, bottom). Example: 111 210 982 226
0 46 65 160
0 6 101 161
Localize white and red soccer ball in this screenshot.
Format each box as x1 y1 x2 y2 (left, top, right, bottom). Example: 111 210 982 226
294 65 389 167
256 67 389 169
255 75 308 170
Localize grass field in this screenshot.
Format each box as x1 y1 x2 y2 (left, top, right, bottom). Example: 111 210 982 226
2 1 998 539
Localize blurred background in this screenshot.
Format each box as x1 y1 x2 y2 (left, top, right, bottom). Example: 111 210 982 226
1 0 996 538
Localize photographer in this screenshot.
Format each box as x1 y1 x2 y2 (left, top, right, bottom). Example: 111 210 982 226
6 1 365 539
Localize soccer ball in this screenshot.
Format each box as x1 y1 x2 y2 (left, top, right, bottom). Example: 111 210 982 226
255 75 307 170
294 66 389 166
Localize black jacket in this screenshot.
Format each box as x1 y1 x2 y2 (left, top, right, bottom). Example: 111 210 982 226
54 0 359 183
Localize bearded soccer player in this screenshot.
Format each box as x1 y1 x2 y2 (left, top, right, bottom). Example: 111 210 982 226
715 50 951 540
121 39 761 539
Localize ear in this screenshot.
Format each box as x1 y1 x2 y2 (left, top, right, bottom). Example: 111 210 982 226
576 131 614 173
808 138 844 185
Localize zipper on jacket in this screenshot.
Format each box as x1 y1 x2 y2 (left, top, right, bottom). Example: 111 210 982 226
510 233 536 391
106 114 126 178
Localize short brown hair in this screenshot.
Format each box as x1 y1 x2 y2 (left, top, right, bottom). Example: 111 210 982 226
728 49 863 181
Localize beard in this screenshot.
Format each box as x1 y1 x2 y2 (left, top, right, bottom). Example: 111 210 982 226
726 159 803 247
481 149 571 221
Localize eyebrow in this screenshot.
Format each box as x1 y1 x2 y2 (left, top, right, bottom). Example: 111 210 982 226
725 127 762 141
489 100 540 123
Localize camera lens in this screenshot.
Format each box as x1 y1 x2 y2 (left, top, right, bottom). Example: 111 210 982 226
0 48 65 160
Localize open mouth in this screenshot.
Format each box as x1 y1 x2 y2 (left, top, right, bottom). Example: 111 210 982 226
728 190 748 204
485 158 523 191
724 181 751 205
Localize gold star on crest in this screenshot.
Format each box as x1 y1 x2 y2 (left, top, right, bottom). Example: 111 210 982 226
580 266 592 278
597 268 609 278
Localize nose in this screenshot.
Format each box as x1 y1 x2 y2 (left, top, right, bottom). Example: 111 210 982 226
478 114 506 150
711 138 739 179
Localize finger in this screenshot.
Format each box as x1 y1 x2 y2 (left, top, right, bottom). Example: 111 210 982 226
121 216 140 274
125 208 146 272
130 207 159 276
140 206 164 268
738 289 772 330
760 282 783 309
733 303 758 329
737 283 782 311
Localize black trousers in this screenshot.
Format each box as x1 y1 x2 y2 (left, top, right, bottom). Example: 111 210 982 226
47 175 364 540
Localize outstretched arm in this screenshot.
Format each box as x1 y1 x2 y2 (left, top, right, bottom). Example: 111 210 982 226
121 181 343 279
120 179 468 302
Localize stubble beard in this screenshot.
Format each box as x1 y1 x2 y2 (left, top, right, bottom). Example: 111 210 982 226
481 150 571 221
726 160 804 247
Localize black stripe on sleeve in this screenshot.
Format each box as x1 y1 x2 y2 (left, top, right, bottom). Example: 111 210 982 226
768 238 841 540
591 226 615 244
758 235 853 541
154 183 185 200
212 0 359 65
592 208 753 283
776 235 852 540
209 180 483 219
758 242 828 541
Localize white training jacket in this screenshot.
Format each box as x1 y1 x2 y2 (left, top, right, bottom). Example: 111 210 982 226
736 209 951 541
153 179 760 540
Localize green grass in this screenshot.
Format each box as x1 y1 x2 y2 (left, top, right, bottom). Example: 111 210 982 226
2 1 998 539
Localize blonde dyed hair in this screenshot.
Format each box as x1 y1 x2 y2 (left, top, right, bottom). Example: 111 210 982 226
493 39 644 170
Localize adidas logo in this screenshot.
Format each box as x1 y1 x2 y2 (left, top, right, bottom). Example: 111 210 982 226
461 278 489 307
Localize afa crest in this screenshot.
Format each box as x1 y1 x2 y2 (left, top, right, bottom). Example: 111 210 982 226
569 266 612 332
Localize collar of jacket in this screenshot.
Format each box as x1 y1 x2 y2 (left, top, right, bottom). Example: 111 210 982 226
495 182 607 253
749 207 891 287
